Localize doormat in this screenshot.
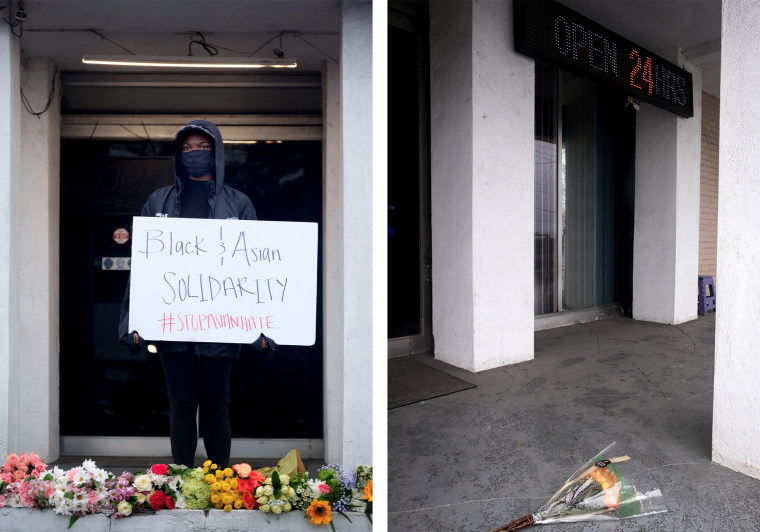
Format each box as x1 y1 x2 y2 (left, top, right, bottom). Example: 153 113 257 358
388 357 476 409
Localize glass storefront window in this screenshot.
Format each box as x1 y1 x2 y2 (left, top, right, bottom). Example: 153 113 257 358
534 64 635 316
59 139 323 439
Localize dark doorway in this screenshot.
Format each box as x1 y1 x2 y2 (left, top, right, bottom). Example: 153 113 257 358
59 138 323 442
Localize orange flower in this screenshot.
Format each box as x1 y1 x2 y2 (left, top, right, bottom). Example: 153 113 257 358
363 480 373 502
306 499 332 526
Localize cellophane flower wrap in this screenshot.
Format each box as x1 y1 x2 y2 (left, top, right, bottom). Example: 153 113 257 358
492 443 667 532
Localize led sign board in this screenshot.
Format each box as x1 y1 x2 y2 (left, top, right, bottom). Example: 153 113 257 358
514 0 693 118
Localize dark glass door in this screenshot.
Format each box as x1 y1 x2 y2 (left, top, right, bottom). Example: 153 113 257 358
59 139 323 442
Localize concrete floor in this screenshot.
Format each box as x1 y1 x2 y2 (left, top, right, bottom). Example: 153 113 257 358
389 313 760 531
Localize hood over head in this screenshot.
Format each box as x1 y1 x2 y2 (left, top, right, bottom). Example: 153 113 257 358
174 120 226 194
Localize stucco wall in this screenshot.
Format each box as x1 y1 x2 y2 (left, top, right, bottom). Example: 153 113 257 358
430 0 533 372
633 53 701 325
17 59 61 459
0 25 21 458
713 0 760 480
334 0 373 467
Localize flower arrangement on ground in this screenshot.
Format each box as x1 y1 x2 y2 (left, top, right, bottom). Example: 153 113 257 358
232 462 265 510
255 471 299 514
301 464 374 529
1 451 373 530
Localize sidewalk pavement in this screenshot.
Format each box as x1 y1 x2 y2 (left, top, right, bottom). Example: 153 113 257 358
389 313 760 531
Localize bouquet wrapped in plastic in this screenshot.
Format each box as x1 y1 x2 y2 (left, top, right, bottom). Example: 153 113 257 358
492 443 666 531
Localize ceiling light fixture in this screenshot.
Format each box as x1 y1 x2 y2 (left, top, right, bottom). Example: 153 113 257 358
81 55 297 69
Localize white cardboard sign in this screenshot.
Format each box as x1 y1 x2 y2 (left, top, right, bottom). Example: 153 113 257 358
128 216 318 346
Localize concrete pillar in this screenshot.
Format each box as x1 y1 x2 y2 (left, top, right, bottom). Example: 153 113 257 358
0 25 21 457
17 59 60 460
430 0 534 371
713 0 760 480
632 52 702 325
322 0 372 468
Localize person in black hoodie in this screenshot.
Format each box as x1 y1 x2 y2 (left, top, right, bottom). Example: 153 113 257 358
119 120 270 468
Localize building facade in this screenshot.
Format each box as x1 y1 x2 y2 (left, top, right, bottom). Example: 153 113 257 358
0 0 374 470
389 0 760 481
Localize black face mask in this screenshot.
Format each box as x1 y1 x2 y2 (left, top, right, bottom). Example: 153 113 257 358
181 150 215 178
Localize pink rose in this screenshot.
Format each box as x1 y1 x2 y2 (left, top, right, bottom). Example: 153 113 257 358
17 463 28 473
232 463 252 478
30 469 40 478
0 472 11 483
318 483 331 494
3 464 12 473
13 470 25 481
20 454 31 466
151 464 168 476
35 464 45 473
6 453 19 465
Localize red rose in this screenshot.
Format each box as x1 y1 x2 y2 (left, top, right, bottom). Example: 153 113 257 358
165 496 175 510
242 491 256 510
149 491 167 510
151 464 169 476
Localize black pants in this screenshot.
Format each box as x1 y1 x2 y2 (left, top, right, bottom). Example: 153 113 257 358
159 351 235 468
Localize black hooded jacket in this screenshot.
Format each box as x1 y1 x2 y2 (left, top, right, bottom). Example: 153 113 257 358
118 120 258 357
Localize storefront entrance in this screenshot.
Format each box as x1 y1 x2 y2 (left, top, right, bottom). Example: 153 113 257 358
534 63 636 323
59 111 324 457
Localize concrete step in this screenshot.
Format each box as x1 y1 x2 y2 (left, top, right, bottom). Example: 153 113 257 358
0 508 372 532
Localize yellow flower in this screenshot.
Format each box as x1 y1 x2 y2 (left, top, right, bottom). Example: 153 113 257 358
215 470 225 480
222 494 234 505
211 482 221 491
223 468 234 477
210 463 218 470
203 460 212 468
364 480 373 502
204 474 216 484
202 467 208 475
233 500 243 509
221 482 231 491
229 479 238 490
223 504 232 512
215 501 224 509
306 500 332 527
210 494 221 504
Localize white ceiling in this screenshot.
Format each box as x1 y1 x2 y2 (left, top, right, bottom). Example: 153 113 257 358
9 0 723 96
11 0 341 71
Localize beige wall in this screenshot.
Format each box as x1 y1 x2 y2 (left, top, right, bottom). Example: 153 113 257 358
699 92 720 280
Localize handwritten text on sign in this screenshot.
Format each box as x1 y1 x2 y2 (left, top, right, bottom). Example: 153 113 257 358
129 217 318 345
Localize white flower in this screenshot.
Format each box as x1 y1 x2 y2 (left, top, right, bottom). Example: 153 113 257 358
260 504 271 513
287 486 297 499
133 475 153 492
95 484 110 501
135 492 147 505
279 474 290 485
81 459 97 471
117 500 133 516
263 485 274 497
264 477 273 486
175 493 187 509
272 505 282 515
257 496 269 505
255 486 264 497
283 502 292 512
150 473 167 487
307 479 324 498
91 468 109 484
72 469 92 485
